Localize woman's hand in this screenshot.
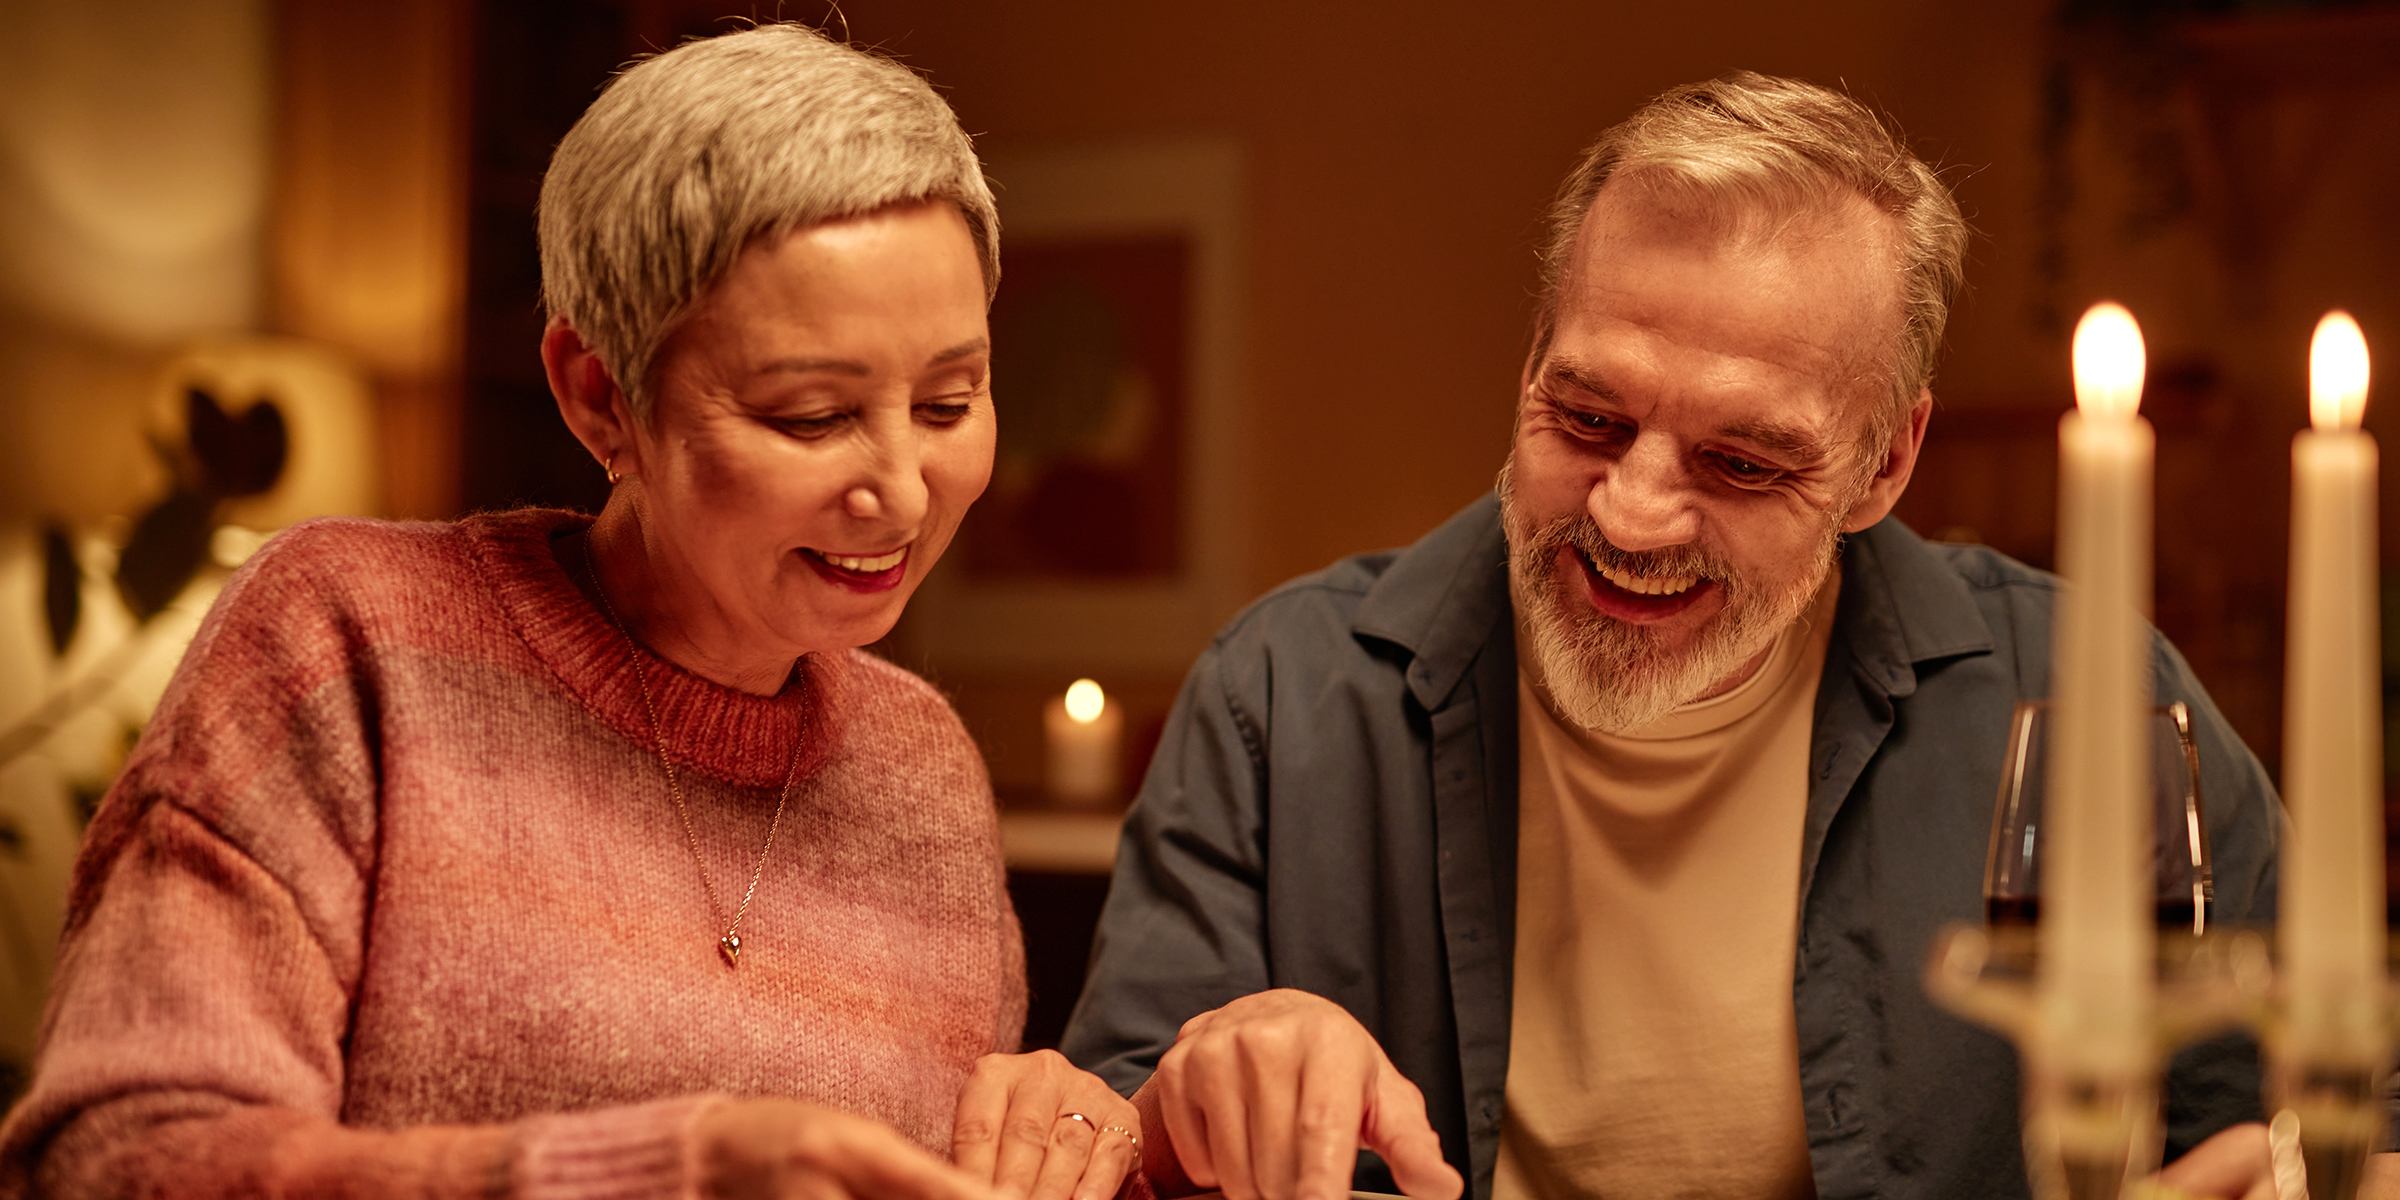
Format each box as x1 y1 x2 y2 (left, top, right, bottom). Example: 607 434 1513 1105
953 1049 1143 1200
698 1097 1003 1200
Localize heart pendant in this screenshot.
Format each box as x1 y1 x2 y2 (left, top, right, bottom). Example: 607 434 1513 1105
719 933 741 967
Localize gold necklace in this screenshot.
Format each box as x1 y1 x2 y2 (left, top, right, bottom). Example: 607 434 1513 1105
585 537 801 969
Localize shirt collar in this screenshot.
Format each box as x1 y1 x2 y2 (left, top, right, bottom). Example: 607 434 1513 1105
1352 492 1515 711
1349 496 1995 710
1830 516 1996 699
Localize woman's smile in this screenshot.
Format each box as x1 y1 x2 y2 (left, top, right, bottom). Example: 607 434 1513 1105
800 544 911 592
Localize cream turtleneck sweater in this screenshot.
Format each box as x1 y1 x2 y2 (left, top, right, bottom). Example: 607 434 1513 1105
1495 577 1838 1200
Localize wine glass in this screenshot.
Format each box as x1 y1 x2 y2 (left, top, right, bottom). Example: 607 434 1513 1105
1982 700 2213 943
1960 699 2245 1200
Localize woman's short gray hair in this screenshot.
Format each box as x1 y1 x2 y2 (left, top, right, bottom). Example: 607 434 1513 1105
538 23 999 416
1533 72 1967 452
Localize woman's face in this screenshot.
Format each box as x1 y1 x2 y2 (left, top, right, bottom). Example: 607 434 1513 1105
624 200 994 659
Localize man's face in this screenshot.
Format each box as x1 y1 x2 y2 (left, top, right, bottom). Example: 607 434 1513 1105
1504 180 1907 732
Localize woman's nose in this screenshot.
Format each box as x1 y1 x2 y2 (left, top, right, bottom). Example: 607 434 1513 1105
844 421 929 530
1589 437 1699 552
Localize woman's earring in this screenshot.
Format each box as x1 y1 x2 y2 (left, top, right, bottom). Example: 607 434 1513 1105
604 453 623 486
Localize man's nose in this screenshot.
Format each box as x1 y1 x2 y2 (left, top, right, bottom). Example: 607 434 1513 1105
1589 435 1699 552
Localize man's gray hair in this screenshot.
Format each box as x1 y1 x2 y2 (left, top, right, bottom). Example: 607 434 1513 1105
1532 72 1967 451
539 23 998 415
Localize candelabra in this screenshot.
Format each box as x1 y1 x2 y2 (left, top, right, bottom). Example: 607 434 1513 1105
1927 923 2269 1200
2256 963 2392 1200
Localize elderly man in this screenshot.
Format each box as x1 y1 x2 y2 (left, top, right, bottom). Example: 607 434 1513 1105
1060 74 2292 1200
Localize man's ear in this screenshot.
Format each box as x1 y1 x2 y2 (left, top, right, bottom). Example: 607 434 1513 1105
1840 387 1933 534
1513 343 1546 434
1519 328 1556 399
542 316 638 475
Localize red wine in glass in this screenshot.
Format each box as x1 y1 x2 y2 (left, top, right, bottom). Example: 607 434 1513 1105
1981 701 2214 938
1983 894 2210 933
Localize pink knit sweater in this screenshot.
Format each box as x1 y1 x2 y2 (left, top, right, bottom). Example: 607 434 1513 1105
0 510 1026 1197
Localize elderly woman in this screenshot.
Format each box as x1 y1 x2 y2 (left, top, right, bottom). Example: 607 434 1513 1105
0 24 1138 1200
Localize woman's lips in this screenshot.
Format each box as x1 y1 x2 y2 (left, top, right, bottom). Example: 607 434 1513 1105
801 545 910 593
1564 546 1714 623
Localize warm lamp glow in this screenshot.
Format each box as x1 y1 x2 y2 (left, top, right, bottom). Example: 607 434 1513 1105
1064 679 1107 724
2310 311 2371 432
2072 302 2147 421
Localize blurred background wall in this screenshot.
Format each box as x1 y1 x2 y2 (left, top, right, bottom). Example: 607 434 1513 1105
1 0 2396 1059
0 0 269 526
0 0 440 1082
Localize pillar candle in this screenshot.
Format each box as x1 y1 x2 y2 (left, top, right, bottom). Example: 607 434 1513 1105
2041 301 2156 1062
2284 311 2381 1020
1045 678 1123 805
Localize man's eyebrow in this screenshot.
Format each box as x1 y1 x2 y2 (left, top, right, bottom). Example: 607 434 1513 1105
1543 360 1831 460
1719 417 1835 461
1542 362 1619 401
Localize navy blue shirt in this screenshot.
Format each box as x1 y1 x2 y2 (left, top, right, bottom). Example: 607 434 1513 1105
1061 494 2279 1200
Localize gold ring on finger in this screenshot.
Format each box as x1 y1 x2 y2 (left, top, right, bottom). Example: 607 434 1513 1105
1096 1122 1141 1153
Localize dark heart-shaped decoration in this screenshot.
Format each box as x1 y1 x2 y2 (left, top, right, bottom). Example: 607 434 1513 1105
105 388 291 625
40 523 79 658
186 386 287 500
114 489 214 622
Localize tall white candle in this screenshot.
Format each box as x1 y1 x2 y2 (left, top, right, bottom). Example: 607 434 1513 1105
2041 302 2156 1065
2284 311 2380 1027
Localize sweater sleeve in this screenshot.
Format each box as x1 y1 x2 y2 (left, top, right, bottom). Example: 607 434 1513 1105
994 899 1028 1055
0 523 728 1199
7 798 736 1199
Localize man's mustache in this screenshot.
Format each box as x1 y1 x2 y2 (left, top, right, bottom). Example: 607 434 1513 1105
1520 511 1733 588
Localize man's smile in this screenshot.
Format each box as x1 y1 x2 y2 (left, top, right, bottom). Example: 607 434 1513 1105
1565 546 1716 623
1593 557 1698 595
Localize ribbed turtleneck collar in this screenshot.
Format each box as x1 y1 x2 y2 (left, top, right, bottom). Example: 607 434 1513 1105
465 509 846 790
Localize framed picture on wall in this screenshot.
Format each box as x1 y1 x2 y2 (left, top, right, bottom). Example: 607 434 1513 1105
966 234 1190 582
898 136 1247 674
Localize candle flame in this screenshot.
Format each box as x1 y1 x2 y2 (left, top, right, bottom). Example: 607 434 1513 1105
2072 302 2146 421
1064 679 1107 724
2310 310 2370 431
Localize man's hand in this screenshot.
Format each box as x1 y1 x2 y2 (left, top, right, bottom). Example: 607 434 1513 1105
2150 1121 2273 1199
2365 1151 2400 1198
1136 989 1464 1200
697 1097 1003 1200
2150 1124 2400 1200
953 1049 1143 1200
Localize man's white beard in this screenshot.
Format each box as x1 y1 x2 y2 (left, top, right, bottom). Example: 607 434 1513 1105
1499 462 1843 735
